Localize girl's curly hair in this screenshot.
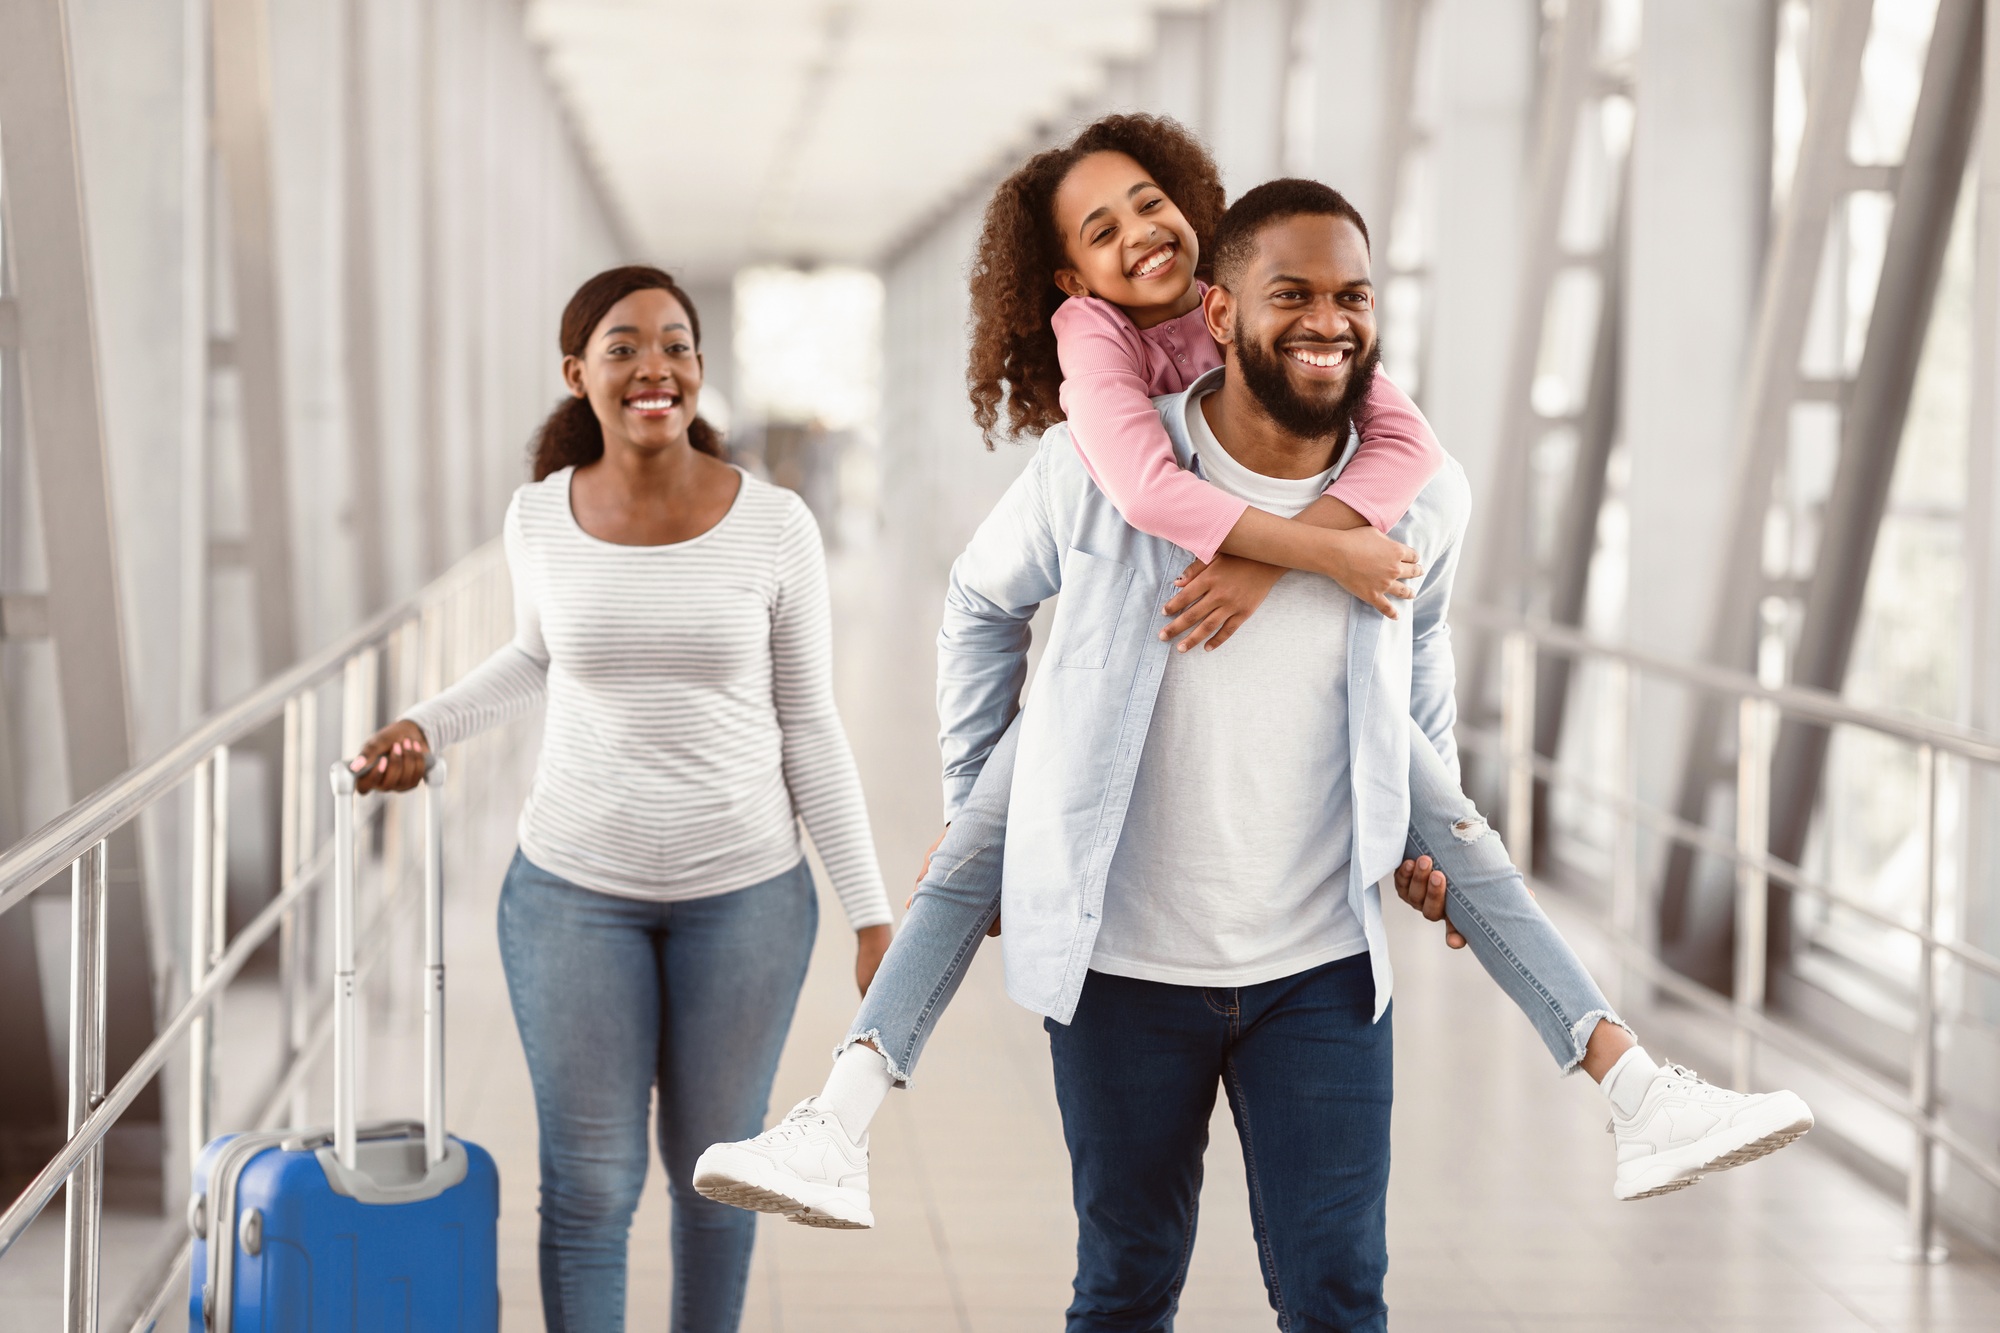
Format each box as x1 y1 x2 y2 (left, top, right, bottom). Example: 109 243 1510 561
967 114 1225 445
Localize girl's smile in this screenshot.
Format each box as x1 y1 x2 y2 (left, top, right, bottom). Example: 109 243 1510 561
1129 240 1179 280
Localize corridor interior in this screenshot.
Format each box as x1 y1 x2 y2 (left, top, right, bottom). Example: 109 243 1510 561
4 538 2000 1333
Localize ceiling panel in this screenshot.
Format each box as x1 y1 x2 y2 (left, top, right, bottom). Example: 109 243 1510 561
527 0 1205 279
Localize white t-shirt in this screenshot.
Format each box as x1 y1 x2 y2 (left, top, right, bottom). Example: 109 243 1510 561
1091 391 1366 987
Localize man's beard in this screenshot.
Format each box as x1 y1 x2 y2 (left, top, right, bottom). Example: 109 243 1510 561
1234 322 1382 443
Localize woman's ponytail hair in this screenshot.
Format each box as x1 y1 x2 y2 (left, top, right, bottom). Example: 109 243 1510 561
530 265 725 480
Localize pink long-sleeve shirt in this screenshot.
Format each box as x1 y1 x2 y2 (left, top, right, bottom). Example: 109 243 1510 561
1052 288 1442 563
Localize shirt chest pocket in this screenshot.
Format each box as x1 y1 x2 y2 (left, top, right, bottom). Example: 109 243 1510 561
1052 547 1137 670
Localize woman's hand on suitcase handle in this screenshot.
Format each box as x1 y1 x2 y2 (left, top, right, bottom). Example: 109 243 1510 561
348 719 432 795
855 923 892 996
1394 855 1467 949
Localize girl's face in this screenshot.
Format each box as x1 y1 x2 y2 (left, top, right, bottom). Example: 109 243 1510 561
1051 151 1200 326
563 289 704 455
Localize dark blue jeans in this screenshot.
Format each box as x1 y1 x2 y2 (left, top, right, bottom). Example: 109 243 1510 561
1046 954 1392 1333
498 851 818 1333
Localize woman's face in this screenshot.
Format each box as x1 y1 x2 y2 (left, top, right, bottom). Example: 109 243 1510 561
1051 150 1198 318
563 289 703 454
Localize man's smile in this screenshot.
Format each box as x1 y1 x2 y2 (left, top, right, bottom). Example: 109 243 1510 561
1281 342 1354 376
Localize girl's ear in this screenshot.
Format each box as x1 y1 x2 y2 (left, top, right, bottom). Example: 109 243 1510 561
1053 268 1092 301
561 354 588 399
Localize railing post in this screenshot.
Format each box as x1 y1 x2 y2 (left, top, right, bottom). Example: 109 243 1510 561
188 746 228 1156
287 688 318 1125
279 694 301 1067
1610 660 1641 1009
1501 630 1537 872
210 744 229 986
62 840 107 1333
1733 696 1773 1091
1903 742 1948 1262
186 755 214 1165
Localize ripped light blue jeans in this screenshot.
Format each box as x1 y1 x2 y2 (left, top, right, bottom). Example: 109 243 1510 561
846 714 1627 1082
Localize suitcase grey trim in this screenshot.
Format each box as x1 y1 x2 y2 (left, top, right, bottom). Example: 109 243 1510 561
313 1133 468 1204
200 1131 292 1333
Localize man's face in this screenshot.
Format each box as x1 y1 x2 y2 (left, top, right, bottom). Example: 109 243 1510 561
1204 214 1380 440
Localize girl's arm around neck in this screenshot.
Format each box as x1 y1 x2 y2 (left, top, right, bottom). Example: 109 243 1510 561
1052 297 1247 563
1326 372 1443 532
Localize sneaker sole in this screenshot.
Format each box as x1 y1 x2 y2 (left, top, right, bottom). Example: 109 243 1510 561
1616 1095 1814 1202
788 1208 872 1230
692 1149 874 1229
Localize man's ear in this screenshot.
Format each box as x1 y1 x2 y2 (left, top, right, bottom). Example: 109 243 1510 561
561 354 588 399
1201 283 1235 348
1053 268 1093 301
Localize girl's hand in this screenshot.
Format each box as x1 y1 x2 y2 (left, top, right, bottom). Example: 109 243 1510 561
1160 556 1284 652
1320 527 1423 618
346 719 432 795
855 923 892 996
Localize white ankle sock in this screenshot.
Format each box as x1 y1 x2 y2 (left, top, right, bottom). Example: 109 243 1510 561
1602 1045 1659 1119
820 1043 894 1140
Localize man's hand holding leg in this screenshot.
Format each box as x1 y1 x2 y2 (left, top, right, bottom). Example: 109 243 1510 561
1394 855 1466 949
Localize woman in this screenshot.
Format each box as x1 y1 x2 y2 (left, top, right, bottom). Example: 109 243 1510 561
348 265 893 1332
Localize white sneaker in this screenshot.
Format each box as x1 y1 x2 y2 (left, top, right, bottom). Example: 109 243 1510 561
693 1098 874 1229
1611 1064 1814 1201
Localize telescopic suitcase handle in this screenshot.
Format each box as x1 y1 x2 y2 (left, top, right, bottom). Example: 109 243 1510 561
328 753 449 1173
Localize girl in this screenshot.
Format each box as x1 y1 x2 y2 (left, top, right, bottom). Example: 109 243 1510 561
695 116 1810 1227
349 266 892 1332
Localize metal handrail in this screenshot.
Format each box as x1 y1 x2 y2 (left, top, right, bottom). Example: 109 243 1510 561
0 838 331 1261
1453 603 2000 765
0 555 493 921
0 541 509 1329
1460 605 2000 1259
1457 722 2000 984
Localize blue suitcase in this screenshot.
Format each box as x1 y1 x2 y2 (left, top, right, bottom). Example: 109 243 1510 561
188 757 499 1331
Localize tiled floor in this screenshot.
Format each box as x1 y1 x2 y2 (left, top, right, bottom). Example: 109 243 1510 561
10 542 2000 1330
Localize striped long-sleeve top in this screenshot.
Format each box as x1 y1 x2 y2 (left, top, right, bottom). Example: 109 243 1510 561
403 466 892 929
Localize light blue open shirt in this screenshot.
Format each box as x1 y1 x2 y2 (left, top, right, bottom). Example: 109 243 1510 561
937 367 1473 1025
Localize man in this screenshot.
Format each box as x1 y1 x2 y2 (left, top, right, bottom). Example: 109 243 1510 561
937 179 1467 1331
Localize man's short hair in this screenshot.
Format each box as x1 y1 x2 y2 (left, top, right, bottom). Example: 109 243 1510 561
1210 179 1371 290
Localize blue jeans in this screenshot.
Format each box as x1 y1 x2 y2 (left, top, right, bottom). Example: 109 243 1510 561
849 714 1623 1081
1050 956 1392 1332
499 851 818 1333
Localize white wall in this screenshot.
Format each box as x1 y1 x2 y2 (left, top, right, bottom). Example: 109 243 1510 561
1621 0 1771 816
